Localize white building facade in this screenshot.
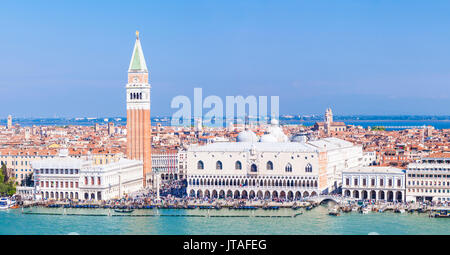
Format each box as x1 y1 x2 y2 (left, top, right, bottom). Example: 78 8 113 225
32 152 143 201
406 154 450 203
185 121 365 200
187 142 321 200
342 166 406 202
151 149 179 180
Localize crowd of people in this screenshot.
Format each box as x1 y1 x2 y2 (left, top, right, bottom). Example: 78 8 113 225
159 179 187 198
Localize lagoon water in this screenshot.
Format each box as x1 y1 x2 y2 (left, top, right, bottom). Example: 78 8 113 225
1 206 449 235
4 118 450 130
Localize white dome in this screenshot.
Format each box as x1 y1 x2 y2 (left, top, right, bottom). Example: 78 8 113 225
267 126 288 142
270 119 279 126
259 134 278 143
236 130 258 143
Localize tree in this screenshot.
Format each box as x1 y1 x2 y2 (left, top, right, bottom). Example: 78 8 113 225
21 173 34 187
371 126 386 131
0 183 8 196
0 163 16 196
0 163 6 183
6 180 16 196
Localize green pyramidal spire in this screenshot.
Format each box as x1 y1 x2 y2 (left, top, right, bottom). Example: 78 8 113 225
128 31 148 72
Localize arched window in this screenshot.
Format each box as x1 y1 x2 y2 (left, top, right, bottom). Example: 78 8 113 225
251 164 257 172
267 161 273 170
216 161 223 170
285 163 292 172
197 160 204 170
235 161 242 170
305 163 312 173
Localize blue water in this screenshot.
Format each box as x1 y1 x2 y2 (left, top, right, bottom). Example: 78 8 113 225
288 120 450 130
1 206 449 235
2 118 450 130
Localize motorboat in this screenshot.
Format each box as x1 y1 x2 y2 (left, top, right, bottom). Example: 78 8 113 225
305 205 314 211
0 197 12 210
360 208 369 214
429 208 450 218
395 208 406 214
328 207 340 216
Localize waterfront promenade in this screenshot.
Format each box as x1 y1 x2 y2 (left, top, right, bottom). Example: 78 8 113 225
17 193 448 217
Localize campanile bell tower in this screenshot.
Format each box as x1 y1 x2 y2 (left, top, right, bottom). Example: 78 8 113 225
127 31 152 187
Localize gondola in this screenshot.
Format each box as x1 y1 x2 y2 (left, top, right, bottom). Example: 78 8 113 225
114 208 134 213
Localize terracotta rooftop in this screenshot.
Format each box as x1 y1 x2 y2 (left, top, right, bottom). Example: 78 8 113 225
426 152 450 159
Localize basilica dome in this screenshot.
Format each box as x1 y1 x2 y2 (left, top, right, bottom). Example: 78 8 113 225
236 129 258 143
267 119 288 142
259 134 278 143
270 119 279 126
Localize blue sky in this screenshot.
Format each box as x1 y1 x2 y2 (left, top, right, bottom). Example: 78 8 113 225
1 0 449 118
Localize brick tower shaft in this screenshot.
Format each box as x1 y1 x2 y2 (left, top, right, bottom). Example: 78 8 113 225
126 31 152 187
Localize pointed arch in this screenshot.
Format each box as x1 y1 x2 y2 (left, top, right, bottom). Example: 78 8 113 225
235 161 242 170
197 160 204 170
305 163 313 173
216 161 223 170
266 161 273 170
285 163 292 172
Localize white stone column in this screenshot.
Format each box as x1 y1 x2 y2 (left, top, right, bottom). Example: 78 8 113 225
156 173 160 200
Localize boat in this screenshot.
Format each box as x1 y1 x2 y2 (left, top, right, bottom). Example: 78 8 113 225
262 205 279 210
114 208 134 213
0 197 12 210
328 208 340 216
341 206 352 213
395 208 406 214
360 208 369 214
429 208 450 218
9 204 20 209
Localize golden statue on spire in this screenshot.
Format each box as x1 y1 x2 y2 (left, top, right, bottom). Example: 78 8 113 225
136 30 140 39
